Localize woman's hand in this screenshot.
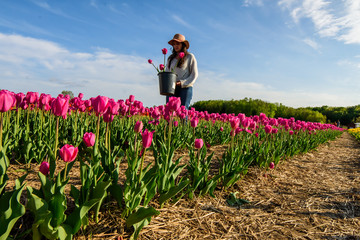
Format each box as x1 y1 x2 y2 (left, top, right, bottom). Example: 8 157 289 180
176 81 181 87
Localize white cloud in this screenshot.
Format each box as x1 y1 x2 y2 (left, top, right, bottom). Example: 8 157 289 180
171 14 193 29
303 38 320 50
243 0 264 7
0 33 165 106
0 32 357 109
279 0 360 44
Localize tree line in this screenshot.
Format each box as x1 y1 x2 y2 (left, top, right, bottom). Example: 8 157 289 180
190 98 360 126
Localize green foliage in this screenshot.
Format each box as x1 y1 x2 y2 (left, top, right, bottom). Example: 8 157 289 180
226 192 250 207
310 105 360 126
61 90 74 98
0 175 27 240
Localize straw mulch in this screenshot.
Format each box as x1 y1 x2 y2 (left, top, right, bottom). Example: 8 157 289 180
7 132 360 239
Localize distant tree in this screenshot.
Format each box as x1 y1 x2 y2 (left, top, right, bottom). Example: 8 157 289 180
61 90 74 98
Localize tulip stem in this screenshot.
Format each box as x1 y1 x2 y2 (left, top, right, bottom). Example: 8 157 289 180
139 148 145 183
63 162 68 182
105 122 109 149
54 117 59 159
167 114 173 152
15 108 20 134
96 115 100 150
197 149 200 168
0 112 3 153
108 122 111 151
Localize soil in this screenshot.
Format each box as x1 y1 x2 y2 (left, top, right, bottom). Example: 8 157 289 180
7 132 360 239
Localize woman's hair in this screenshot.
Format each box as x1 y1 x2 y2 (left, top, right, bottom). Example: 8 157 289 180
168 42 188 68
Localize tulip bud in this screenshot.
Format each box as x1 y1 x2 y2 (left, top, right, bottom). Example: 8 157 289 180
129 95 135 103
162 48 168 55
148 59 153 64
39 161 50 175
269 162 275 169
191 117 199 128
141 129 154 149
159 64 165 71
134 121 143 133
178 52 185 58
194 138 204 149
83 132 95 147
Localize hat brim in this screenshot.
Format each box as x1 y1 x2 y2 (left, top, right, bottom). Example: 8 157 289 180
168 39 190 49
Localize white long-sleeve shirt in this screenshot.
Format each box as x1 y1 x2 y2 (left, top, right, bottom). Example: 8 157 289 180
166 53 198 88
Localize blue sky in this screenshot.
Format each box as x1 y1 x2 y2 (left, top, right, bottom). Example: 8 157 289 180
0 0 360 108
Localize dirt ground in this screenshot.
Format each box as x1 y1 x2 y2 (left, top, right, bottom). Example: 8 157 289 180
7 132 360 239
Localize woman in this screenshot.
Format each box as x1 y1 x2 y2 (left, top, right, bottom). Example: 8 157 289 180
166 33 198 110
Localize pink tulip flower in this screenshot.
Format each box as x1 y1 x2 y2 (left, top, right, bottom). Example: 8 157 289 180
83 132 96 147
141 129 154 149
107 99 120 115
0 90 15 112
191 117 199 128
134 121 143 133
25 91 39 104
151 107 161 119
92 95 109 115
178 52 185 58
39 93 52 110
265 125 272 134
15 92 25 108
162 48 168 55
148 59 153 64
129 95 135 103
166 97 181 113
230 117 240 130
39 161 50 175
159 64 165 71
194 138 204 149
259 113 267 121
51 96 69 119
103 110 115 122
59 144 78 162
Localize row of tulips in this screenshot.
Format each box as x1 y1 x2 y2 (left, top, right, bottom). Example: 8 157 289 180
348 127 360 140
0 89 344 240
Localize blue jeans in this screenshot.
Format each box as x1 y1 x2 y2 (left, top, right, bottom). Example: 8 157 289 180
166 86 193 110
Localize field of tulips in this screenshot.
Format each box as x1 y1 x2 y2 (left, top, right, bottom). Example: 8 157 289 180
0 89 344 240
